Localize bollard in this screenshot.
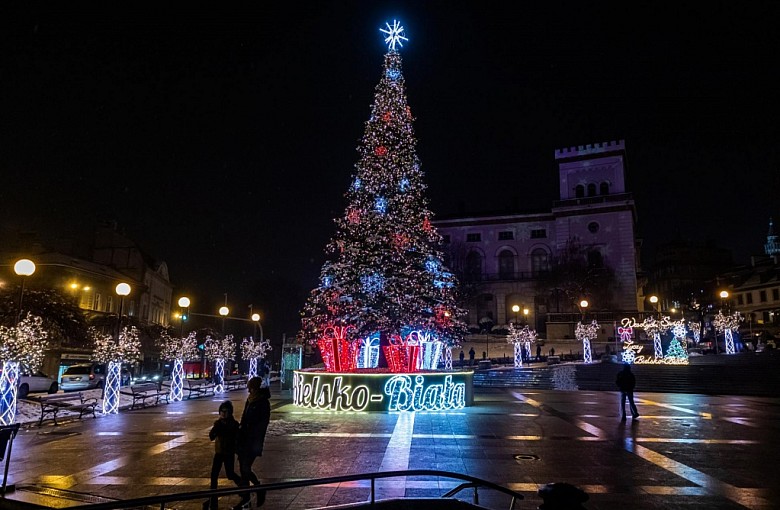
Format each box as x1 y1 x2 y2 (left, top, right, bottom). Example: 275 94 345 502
538 482 589 509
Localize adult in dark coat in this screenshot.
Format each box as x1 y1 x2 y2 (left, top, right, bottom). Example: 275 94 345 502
234 377 271 508
616 364 639 420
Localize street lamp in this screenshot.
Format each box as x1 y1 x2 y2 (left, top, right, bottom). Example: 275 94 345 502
719 290 730 312
511 305 520 324
523 307 530 325
177 296 190 336
219 305 229 332
115 283 131 333
13 258 36 323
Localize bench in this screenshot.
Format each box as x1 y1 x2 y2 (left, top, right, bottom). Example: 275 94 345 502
547 355 561 365
185 378 216 399
120 383 169 410
26 392 98 426
224 374 248 391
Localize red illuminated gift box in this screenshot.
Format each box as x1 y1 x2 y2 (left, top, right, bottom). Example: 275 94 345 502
383 335 420 373
317 326 356 372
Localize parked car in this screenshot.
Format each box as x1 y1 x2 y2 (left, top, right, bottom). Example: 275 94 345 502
60 363 107 392
0 363 59 398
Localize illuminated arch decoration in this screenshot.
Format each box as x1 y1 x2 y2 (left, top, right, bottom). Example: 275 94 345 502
0 314 49 425
158 331 199 402
576 320 599 364
666 321 689 363
318 325 357 372
714 311 742 355
293 370 473 412
640 316 671 360
355 333 381 369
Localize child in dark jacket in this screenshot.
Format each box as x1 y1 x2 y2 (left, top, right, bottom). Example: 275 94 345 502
204 401 242 509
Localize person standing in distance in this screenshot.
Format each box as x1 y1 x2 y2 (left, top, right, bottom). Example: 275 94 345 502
234 377 271 509
616 364 639 420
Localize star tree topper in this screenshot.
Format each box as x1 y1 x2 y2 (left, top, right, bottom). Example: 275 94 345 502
380 20 408 51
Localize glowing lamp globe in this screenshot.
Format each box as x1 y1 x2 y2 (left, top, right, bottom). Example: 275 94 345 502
579 300 589 309
649 295 659 304
219 306 229 317
251 313 260 322
719 291 729 299
115 283 131 296
178 297 191 308
14 259 36 276
511 305 520 313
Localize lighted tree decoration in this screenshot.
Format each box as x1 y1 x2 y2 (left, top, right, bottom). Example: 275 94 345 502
666 321 689 363
713 311 742 355
688 320 701 344
0 313 48 425
640 315 671 360
241 336 272 379
204 335 235 393
157 331 199 402
298 21 468 372
507 323 537 368
92 326 141 414
575 320 599 363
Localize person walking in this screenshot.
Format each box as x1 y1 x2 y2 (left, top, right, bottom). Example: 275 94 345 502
468 347 475 366
204 401 242 509
616 364 639 420
234 377 271 509
459 350 465 367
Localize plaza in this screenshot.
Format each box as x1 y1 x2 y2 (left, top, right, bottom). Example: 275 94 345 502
3 384 779 510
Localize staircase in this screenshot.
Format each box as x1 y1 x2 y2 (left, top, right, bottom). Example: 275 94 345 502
472 365 577 390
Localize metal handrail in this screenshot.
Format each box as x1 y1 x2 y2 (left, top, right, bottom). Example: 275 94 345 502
62 469 524 509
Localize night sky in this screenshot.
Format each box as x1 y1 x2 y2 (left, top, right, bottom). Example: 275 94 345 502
2 3 779 339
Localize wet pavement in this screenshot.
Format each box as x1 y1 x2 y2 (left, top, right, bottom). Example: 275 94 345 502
3 387 779 509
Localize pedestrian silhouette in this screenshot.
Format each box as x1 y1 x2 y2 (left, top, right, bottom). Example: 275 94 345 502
616 364 639 420
536 344 542 360
459 350 465 366
204 401 242 509
468 347 475 366
235 377 271 509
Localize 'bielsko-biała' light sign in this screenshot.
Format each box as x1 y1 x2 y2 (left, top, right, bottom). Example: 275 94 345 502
293 370 474 412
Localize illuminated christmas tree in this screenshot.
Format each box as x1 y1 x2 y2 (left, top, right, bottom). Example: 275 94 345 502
300 22 467 370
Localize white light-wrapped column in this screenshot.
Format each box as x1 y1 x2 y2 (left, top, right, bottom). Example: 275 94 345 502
583 337 592 363
102 361 121 414
725 330 735 355
0 361 20 426
214 358 225 393
513 342 523 367
653 333 663 359
169 358 184 402
248 357 258 379
444 346 453 370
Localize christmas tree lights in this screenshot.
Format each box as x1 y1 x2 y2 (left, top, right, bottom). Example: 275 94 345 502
204 335 236 393
92 326 141 414
299 22 467 372
158 331 199 402
0 313 49 425
575 321 599 363
241 336 272 378
507 323 537 368
665 321 689 363
714 311 742 355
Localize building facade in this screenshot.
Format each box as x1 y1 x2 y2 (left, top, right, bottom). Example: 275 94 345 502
435 140 640 340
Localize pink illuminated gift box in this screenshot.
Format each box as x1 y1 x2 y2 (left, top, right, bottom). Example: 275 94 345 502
316 325 357 372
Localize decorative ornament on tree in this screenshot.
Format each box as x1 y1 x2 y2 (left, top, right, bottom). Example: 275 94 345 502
374 146 387 157
382 111 392 122
380 19 408 51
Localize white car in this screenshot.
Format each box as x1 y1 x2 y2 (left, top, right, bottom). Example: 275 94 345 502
0 363 59 398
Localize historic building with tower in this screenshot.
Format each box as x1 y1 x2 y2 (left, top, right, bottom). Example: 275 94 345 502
434 140 641 340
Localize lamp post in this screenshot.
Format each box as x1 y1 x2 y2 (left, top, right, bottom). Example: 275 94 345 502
579 299 589 320
13 259 36 323
523 307 530 326
649 295 659 317
717 290 730 355
511 305 520 325
177 296 190 337
104 282 131 414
